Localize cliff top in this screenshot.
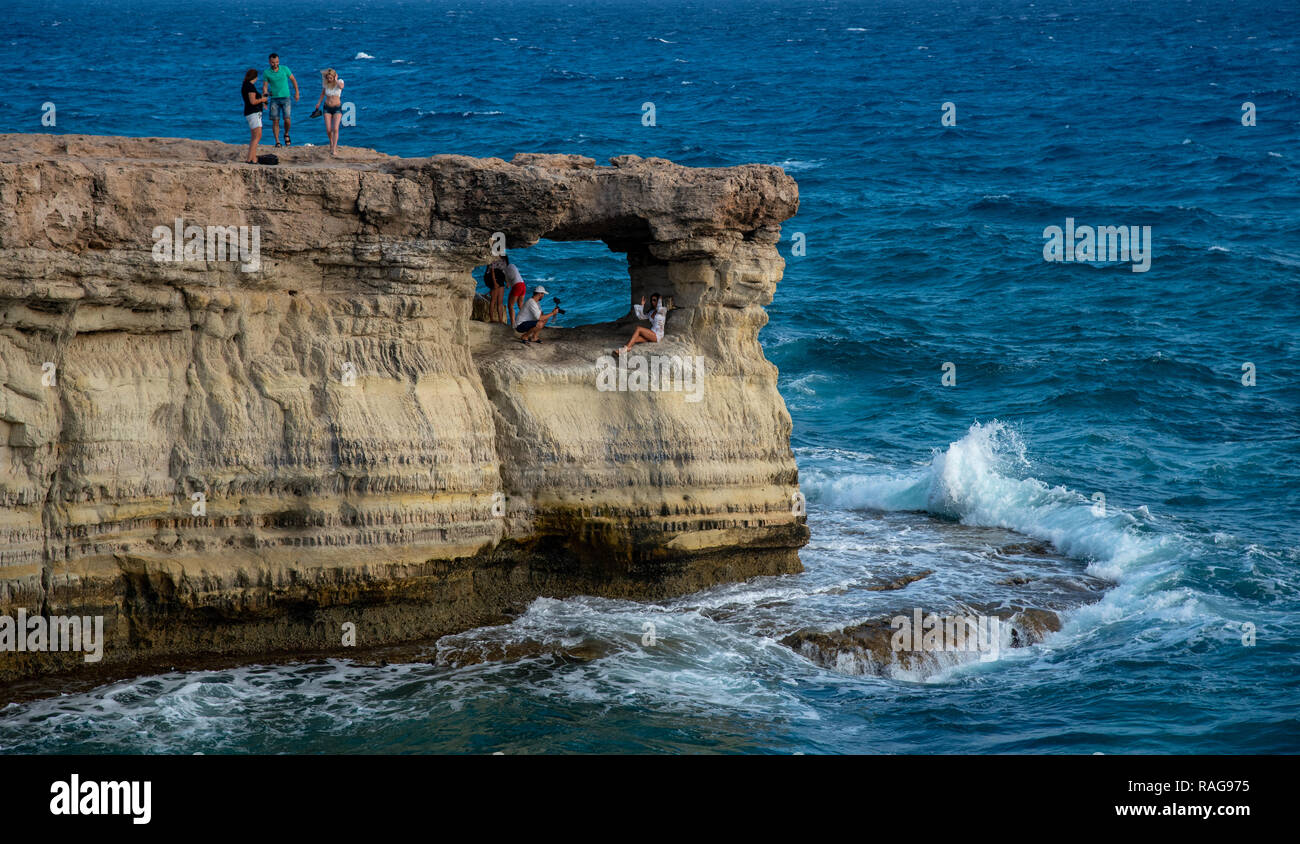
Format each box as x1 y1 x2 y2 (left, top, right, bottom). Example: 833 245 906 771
0 133 799 253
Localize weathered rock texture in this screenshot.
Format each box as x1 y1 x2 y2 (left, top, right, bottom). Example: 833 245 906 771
0 134 807 683
782 605 1065 679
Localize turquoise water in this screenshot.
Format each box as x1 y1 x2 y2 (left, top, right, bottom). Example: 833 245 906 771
1 0 1297 753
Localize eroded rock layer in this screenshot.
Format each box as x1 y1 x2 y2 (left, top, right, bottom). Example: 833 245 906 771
0 134 807 682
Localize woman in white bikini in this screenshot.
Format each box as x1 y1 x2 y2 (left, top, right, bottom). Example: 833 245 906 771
315 69 345 155
615 293 674 355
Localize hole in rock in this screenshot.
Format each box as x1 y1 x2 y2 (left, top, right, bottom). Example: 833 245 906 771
470 234 677 356
483 239 630 327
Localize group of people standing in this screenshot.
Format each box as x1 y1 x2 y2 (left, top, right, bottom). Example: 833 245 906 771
241 52 346 163
482 256 673 353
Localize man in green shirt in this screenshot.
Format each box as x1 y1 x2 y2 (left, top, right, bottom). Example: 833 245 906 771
261 53 300 147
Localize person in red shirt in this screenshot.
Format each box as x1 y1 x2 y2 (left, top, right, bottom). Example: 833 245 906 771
503 257 528 326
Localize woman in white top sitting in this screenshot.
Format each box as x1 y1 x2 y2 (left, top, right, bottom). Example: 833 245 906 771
616 293 673 355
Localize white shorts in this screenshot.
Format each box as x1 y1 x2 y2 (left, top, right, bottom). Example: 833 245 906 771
246 112 262 130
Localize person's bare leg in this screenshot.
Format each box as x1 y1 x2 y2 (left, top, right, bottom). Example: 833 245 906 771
524 313 554 342
271 116 281 146
619 326 658 353
248 127 262 162
283 114 292 145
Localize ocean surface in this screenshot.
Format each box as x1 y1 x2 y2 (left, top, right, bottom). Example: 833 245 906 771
1 0 1297 753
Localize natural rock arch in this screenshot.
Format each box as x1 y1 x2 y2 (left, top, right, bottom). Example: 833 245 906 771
0 134 807 682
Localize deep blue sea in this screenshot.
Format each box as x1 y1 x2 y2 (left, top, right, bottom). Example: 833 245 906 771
1 0 1297 753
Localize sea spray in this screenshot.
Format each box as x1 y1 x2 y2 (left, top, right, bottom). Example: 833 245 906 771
801 421 1167 581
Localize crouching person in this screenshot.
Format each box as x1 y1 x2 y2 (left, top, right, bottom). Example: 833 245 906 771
515 285 563 343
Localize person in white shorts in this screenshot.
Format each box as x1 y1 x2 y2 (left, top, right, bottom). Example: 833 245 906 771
241 69 268 163
615 293 674 355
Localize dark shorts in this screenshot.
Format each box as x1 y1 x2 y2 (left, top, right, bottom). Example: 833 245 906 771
323 103 342 115
515 320 538 333
268 97 291 120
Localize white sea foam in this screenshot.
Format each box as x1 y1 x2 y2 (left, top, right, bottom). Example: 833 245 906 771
802 420 1168 581
790 420 1244 684
771 158 826 172
354 51 374 59
786 372 828 395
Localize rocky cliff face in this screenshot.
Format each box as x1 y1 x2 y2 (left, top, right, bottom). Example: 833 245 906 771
0 134 807 683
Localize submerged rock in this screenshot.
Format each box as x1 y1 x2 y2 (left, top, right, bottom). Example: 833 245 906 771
432 636 616 669
866 570 933 591
782 603 1067 680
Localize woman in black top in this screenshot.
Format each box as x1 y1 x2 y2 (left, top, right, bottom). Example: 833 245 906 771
241 69 267 163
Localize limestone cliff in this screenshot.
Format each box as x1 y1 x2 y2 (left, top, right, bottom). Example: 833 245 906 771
0 134 807 683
